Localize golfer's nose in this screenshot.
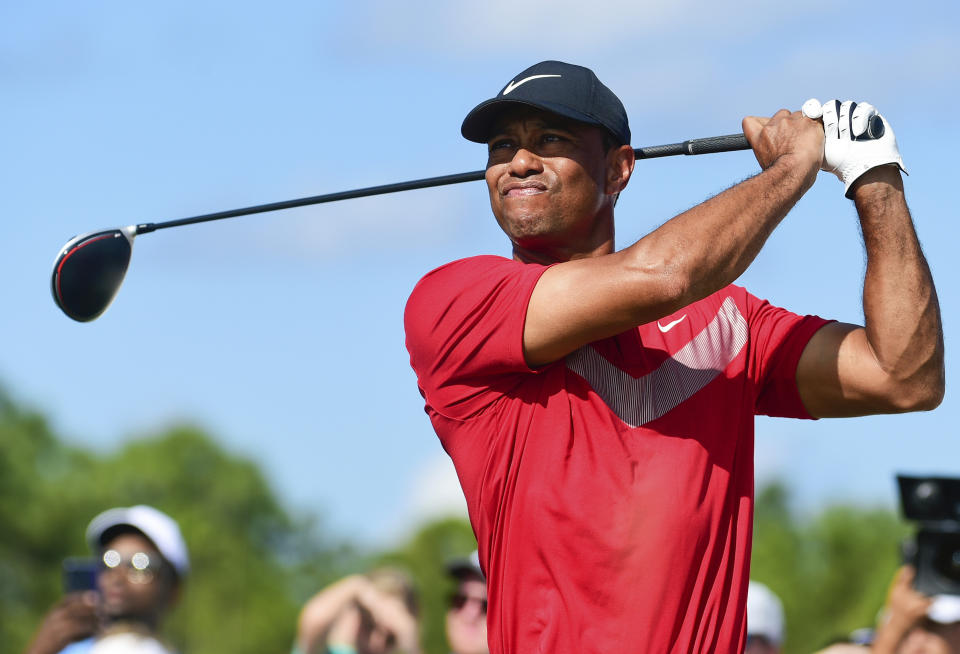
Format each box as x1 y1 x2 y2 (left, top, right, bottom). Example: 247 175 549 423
508 147 543 177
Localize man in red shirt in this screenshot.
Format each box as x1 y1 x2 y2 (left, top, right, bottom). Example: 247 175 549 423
404 60 943 653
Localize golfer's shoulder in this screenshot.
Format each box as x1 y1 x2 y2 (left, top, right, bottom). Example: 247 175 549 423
407 255 521 302
682 283 751 313
675 283 775 329
405 255 542 333
689 283 808 328
421 254 520 280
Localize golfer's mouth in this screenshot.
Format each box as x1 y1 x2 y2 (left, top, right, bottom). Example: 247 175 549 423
503 182 547 198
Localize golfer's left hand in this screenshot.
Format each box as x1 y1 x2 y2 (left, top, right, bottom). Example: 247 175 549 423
803 98 907 197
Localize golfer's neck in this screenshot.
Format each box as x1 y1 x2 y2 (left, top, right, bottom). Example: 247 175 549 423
512 234 615 265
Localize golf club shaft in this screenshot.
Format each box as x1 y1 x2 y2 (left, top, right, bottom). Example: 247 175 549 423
135 133 750 235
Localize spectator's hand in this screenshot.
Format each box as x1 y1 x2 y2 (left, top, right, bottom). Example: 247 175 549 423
888 566 934 623
298 574 368 653
871 566 933 654
23 592 99 654
298 574 420 654
355 584 420 654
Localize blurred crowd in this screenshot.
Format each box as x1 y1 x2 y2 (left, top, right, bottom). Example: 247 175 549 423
745 574 960 654
22 505 488 654
21 504 960 654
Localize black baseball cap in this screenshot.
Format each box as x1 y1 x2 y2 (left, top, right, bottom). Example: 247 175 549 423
461 60 630 146
445 550 484 581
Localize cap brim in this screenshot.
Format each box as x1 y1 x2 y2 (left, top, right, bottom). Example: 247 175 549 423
461 97 608 144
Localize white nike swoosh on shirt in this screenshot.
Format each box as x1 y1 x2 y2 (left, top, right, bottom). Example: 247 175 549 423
502 74 562 95
657 315 687 332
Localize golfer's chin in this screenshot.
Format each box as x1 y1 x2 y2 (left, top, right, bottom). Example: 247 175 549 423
496 198 562 238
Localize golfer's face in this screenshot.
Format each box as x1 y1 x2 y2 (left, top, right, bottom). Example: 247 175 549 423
484 107 612 257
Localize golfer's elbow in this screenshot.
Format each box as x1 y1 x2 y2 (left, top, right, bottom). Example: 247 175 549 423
623 249 693 315
908 367 945 412
877 364 945 413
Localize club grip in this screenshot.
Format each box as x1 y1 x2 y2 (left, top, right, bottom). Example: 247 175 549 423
684 133 750 155
635 133 750 159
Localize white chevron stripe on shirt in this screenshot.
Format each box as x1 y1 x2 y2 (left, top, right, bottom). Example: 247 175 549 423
565 296 749 427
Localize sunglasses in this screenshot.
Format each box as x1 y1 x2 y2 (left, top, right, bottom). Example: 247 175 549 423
448 592 488 614
100 549 163 584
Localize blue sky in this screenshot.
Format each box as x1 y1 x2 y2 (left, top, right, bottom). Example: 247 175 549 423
3 1 958 546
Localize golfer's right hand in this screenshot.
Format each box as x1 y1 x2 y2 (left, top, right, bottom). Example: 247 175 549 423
742 109 823 182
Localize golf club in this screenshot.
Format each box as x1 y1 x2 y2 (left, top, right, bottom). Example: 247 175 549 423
52 132 750 322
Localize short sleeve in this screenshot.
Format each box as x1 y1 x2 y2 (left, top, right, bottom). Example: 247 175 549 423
743 290 832 419
404 255 549 419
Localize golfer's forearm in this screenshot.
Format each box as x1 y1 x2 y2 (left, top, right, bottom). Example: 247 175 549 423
624 156 811 310
522 156 815 366
854 169 944 409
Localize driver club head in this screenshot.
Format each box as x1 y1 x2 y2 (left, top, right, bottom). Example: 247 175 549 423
51 226 136 322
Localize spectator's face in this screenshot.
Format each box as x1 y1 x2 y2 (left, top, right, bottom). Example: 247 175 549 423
357 601 415 654
97 532 175 622
897 621 960 654
446 576 488 654
745 635 781 654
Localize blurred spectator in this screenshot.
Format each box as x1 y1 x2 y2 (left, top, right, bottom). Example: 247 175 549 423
814 627 875 652
444 551 488 654
873 566 960 654
23 505 189 654
746 581 785 654
296 567 420 654
814 645 870 654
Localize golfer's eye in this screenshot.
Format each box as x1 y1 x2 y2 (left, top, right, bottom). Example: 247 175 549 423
488 138 515 152
541 132 568 146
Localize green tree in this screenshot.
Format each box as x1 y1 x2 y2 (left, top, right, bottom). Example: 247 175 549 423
0 386 355 654
0 389 97 651
751 481 909 654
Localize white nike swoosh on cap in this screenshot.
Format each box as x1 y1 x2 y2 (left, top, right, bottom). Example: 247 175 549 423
657 315 687 332
502 74 562 96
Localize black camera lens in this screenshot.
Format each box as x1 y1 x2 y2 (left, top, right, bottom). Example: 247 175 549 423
933 535 960 583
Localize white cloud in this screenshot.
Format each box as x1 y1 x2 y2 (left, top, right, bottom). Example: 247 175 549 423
378 451 470 545
351 0 833 57
335 0 957 131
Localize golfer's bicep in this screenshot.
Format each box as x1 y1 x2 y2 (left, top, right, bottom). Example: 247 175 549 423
796 322 903 417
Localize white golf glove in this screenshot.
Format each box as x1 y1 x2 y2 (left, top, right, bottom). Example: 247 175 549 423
802 98 907 197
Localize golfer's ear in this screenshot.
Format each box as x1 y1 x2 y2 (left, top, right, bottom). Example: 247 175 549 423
606 144 635 195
